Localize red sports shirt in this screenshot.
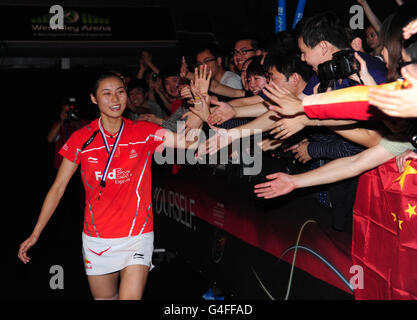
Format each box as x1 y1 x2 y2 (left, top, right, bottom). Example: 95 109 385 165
59 118 165 238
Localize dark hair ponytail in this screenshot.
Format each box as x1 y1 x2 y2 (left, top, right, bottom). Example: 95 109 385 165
380 5 417 81
91 71 125 97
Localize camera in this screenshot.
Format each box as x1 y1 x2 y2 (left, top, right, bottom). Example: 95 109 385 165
67 97 79 120
151 72 158 82
318 49 360 81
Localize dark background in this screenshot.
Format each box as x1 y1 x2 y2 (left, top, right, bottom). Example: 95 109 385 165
0 0 407 67
0 0 405 132
1 0 410 301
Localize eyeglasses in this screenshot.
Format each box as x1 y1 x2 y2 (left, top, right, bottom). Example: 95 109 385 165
397 60 417 75
196 57 216 67
232 48 256 56
398 60 417 70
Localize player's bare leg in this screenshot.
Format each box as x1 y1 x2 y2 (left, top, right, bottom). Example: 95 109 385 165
118 265 149 300
87 272 119 300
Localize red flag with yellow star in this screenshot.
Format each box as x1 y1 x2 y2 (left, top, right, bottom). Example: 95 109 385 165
352 158 417 299
302 80 410 121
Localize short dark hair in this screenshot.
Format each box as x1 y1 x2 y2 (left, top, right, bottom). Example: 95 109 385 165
234 34 260 50
195 42 223 59
159 65 182 91
159 65 180 81
127 78 149 95
266 30 299 55
300 11 350 49
245 56 267 78
263 53 314 82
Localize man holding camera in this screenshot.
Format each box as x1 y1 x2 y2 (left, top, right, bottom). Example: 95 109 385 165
48 98 87 170
281 12 386 231
298 12 386 95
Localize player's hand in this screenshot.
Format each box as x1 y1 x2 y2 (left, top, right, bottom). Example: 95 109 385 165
207 101 236 125
18 234 39 264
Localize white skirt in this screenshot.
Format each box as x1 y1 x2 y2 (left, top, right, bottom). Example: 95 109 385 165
82 231 154 276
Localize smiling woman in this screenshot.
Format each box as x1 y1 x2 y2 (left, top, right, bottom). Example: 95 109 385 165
90 73 128 131
17 71 202 300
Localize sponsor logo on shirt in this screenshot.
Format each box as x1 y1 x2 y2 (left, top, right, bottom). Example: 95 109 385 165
88 156 99 164
95 168 132 185
129 149 138 159
133 253 144 259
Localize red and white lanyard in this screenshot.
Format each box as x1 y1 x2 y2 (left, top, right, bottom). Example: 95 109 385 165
98 118 124 199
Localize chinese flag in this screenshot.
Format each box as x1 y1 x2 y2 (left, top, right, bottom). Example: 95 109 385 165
352 158 417 299
303 80 406 121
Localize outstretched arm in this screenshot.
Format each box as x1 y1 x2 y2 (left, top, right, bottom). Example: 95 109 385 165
208 100 269 126
333 126 383 148
357 0 382 32
209 78 246 98
162 127 202 150
368 68 417 118
18 158 79 263
162 86 206 150
264 77 402 120
254 144 393 199
204 110 279 155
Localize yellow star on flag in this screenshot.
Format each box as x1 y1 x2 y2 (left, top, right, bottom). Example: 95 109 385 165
405 203 417 219
398 220 404 230
393 160 417 190
391 213 404 230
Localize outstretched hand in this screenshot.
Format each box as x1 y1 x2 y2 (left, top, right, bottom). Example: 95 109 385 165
258 137 282 152
285 139 311 164
196 125 237 156
254 172 297 199
194 64 212 96
180 56 189 79
368 67 417 118
270 114 309 140
189 82 211 123
262 81 304 116
207 101 236 126
206 125 233 155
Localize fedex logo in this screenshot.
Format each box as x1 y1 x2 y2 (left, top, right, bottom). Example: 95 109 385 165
95 168 131 182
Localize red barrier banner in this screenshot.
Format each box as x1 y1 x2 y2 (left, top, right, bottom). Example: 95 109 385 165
153 166 353 294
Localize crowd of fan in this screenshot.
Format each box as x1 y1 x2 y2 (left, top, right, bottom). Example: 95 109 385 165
51 1 417 233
